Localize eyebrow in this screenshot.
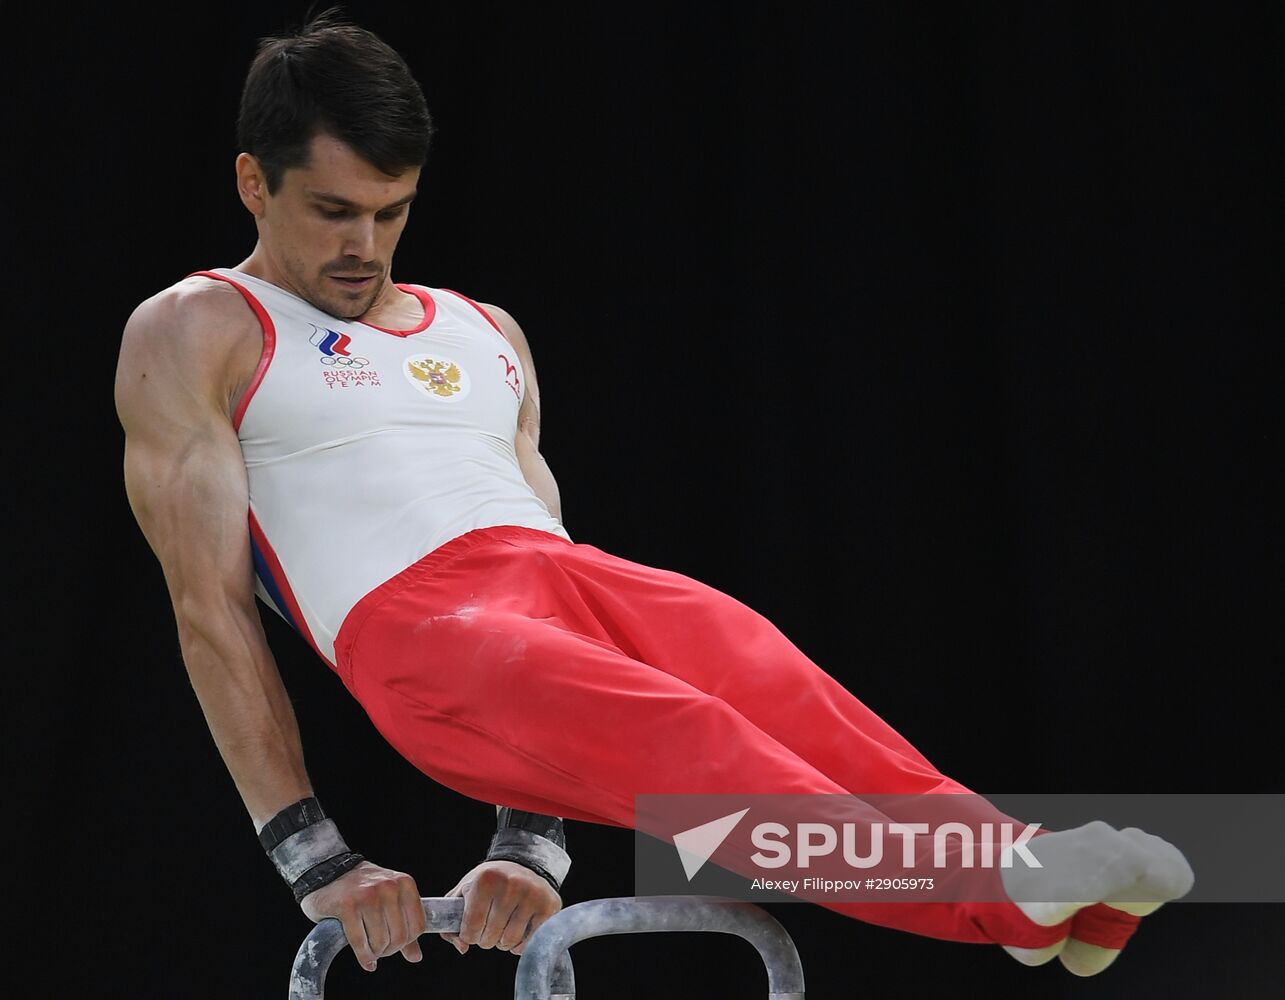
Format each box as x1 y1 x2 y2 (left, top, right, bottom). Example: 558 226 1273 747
307 189 418 211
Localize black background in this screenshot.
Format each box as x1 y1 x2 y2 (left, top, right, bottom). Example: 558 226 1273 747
8 2 1280 997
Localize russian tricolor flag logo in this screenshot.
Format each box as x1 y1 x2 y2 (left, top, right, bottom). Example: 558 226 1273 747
309 325 353 357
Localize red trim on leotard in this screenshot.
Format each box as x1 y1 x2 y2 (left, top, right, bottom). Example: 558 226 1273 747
248 509 334 670
442 288 511 344
187 270 276 432
361 283 437 337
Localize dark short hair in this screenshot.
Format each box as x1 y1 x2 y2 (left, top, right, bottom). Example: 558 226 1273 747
237 6 434 194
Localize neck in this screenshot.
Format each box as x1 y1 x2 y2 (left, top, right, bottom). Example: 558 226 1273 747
234 245 409 325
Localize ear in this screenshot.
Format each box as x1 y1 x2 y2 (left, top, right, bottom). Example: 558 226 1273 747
235 152 268 218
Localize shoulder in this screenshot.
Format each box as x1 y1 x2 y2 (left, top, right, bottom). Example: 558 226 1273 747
116 274 264 419
122 274 260 357
474 301 543 425
439 289 526 344
443 291 536 366
474 300 517 327
474 301 530 353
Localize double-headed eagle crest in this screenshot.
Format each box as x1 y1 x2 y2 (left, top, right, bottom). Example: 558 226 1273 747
407 358 463 398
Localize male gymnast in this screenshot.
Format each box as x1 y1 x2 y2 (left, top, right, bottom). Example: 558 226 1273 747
113 8 1192 979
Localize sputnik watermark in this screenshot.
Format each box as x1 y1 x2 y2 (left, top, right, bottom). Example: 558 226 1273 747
643 794 1109 903
749 819 1043 869
666 805 1043 890
637 793 1283 904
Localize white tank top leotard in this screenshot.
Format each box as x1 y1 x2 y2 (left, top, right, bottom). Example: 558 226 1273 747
190 267 572 668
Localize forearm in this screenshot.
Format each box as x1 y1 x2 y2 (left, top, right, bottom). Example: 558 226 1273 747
175 598 314 831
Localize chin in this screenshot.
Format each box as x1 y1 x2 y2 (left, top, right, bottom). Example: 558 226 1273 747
333 299 368 320
319 282 381 320
306 288 361 320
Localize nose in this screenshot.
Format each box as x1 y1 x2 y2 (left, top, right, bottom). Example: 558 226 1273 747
342 216 378 264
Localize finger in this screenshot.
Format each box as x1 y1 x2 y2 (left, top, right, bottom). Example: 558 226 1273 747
437 882 460 948
526 910 553 940
472 870 522 950
399 886 425 963
381 889 411 960
457 887 491 949
443 932 467 955
482 897 523 951
511 916 541 956
340 911 376 973
363 908 392 964
513 909 553 955
404 881 429 938
499 911 535 954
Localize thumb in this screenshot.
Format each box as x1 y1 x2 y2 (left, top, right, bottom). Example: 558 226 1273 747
439 881 467 952
438 875 475 952
439 930 468 954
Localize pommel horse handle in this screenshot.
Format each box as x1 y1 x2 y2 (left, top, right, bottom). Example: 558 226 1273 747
288 895 805 999
512 896 805 1000
287 896 576 1000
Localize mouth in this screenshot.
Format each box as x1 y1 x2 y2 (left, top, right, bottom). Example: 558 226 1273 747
330 274 378 291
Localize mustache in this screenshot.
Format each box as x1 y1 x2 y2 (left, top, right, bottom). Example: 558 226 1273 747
325 262 381 276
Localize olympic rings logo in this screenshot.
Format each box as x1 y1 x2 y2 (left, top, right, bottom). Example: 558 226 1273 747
320 355 372 368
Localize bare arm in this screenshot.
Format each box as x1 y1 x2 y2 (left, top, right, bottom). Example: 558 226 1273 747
115 286 312 830
115 282 425 971
481 302 563 524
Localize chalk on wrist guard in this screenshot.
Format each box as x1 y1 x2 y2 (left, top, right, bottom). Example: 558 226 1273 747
486 807 570 893
258 797 327 853
291 851 366 903
260 797 363 902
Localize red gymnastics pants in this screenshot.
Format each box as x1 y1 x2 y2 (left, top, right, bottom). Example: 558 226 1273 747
332 524 1079 949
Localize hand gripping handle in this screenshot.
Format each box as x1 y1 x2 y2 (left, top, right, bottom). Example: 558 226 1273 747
287 896 576 999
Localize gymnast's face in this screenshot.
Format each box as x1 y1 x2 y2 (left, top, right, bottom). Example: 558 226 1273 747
236 132 421 320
